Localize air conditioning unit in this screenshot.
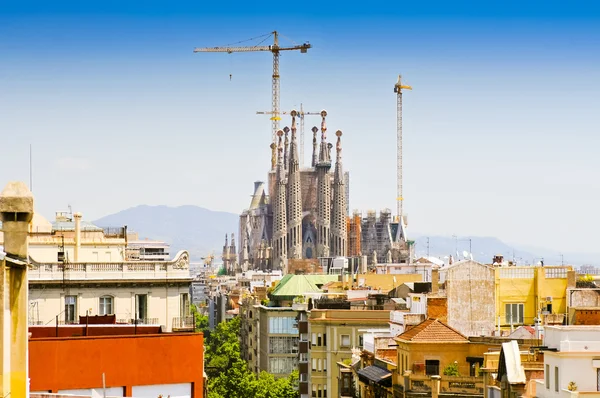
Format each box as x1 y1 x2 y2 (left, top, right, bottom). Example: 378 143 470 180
546 296 553 302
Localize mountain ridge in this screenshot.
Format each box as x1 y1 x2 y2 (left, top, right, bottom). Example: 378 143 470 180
94 205 599 267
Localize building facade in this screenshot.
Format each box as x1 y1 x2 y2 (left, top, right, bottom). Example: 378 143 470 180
28 250 193 331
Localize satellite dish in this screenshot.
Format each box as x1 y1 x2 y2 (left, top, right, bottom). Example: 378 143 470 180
462 250 470 259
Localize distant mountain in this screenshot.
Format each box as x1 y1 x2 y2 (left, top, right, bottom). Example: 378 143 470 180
93 205 600 269
94 205 239 262
411 234 600 268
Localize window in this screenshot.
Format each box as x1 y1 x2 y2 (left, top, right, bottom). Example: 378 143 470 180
65 295 77 324
425 360 440 376
312 358 317 371
555 366 559 392
269 317 297 334
323 385 327 398
99 296 113 315
358 334 364 348
180 293 190 317
312 384 317 398
269 336 299 354
323 333 327 347
323 359 327 372
317 359 322 372
312 333 317 345
340 334 350 348
269 357 297 374
135 294 148 321
317 333 322 346
546 364 550 389
505 303 524 324
317 385 321 398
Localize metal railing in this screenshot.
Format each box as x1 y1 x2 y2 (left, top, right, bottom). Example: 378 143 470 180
172 316 195 330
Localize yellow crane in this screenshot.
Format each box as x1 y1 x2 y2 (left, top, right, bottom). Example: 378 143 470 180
194 31 311 144
257 103 321 167
394 75 412 225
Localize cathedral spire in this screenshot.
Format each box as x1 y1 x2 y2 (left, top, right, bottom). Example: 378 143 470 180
311 126 318 167
272 130 288 271
287 110 303 260
283 126 290 171
315 110 332 258
331 130 348 257
318 110 331 165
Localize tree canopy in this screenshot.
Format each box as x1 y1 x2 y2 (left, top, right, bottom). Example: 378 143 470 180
205 316 298 398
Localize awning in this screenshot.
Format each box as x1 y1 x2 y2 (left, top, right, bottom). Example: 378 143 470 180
357 365 392 384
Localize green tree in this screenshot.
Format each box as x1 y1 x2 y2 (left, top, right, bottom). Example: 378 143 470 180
205 316 299 398
190 304 210 338
443 362 460 376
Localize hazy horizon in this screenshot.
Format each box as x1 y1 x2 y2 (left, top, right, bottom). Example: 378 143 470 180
2 1 599 253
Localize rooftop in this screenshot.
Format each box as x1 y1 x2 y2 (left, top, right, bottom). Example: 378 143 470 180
396 318 468 342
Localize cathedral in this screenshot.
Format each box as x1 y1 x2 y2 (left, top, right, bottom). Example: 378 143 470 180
233 110 412 274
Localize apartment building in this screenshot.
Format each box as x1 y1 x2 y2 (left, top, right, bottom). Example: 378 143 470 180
28 249 193 331
535 325 600 397
495 265 575 329
309 306 391 398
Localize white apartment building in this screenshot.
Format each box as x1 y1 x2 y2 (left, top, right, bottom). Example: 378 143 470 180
535 325 600 397
28 249 193 331
0 210 193 332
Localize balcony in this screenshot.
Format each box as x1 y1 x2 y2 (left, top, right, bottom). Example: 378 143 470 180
28 251 192 283
408 374 484 395
172 316 195 331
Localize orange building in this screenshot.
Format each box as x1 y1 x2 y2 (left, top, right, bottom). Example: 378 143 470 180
29 327 205 397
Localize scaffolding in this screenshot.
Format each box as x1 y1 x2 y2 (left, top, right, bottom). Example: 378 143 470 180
347 210 362 257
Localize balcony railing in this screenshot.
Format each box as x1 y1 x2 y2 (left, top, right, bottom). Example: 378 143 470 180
408 374 484 395
172 316 195 330
28 251 191 281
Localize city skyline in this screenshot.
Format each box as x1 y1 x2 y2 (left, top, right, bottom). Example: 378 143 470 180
1 1 599 253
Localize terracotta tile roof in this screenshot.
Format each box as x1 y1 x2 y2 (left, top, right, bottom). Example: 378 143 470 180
396 318 468 342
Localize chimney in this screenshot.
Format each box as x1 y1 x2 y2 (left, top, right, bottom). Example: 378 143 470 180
431 266 439 294
567 270 576 289
0 181 34 398
73 212 82 262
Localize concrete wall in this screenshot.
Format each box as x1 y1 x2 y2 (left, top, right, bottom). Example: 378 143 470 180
29 333 204 397
29 284 190 331
446 260 495 336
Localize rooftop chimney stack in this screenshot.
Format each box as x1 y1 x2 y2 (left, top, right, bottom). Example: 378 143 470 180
0 181 34 398
73 212 82 262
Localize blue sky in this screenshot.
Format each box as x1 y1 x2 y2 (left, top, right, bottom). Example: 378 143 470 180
1 1 599 256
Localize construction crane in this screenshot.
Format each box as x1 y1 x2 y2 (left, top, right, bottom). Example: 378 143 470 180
394 75 412 225
194 31 311 144
257 103 321 167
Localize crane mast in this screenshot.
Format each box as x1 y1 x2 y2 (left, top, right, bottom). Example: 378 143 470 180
194 31 311 144
394 75 412 225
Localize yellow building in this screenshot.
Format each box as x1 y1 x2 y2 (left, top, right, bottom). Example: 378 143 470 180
309 307 391 398
394 318 490 397
494 266 575 329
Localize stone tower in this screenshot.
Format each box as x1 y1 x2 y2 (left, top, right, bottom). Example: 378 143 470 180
311 126 318 167
286 111 303 259
272 130 288 270
315 111 332 258
331 130 348 257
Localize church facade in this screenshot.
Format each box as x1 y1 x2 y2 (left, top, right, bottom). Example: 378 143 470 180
234 110 411 274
